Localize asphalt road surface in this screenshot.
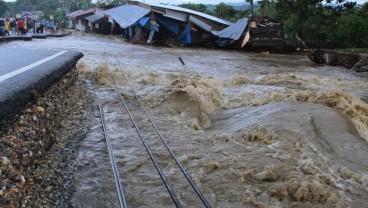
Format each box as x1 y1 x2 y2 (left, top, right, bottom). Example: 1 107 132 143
0 46 83 125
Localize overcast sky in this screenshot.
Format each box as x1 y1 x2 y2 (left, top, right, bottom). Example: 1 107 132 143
145 0 367 4
3 0 367 4
142 0 366 4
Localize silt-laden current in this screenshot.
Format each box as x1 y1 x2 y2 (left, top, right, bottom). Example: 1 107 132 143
10 33 368 207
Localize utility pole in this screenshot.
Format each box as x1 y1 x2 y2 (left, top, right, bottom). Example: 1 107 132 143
250 0 254 17
246 0 254 17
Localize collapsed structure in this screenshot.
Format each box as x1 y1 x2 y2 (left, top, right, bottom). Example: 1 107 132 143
67 1 289 49
67 2 367 70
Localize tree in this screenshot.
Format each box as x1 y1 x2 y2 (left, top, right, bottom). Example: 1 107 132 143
273 0 368 48
334 2 368 48
274 0 347 38
245 0 254 16
5 0 90 16
0 0 7 16
59 0 92 14
214 2 237 21
95 0 126 6
256 0 276 17
178 3 208 13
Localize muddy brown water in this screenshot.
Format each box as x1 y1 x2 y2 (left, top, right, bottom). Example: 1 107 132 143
6 33 368 207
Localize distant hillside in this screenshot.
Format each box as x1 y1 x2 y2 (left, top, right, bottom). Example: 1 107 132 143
206 2 256 11
227 2 251 10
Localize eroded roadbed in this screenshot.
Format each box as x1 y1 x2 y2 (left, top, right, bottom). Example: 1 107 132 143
0 70 91 207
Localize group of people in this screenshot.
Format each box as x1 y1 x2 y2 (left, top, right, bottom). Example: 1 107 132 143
0 18 60 36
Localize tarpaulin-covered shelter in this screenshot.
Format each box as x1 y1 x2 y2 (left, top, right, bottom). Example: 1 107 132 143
67 9 95 31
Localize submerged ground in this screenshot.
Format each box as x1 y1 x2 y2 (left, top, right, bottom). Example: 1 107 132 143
3 32 368 207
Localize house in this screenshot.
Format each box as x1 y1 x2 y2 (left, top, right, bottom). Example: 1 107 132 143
103 1 232 45
84 5 112 34
67 9 95 31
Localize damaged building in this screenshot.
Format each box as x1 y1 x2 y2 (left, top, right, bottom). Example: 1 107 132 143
103 1 232 46
68 1 289 49
67 9 95 31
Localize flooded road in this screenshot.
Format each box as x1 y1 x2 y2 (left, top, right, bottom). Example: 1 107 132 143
6 32 368 207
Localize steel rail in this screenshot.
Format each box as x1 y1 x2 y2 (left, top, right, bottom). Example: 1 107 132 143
134 94 212 208
113 83 183 208
98 105 128 208
114 57 212 208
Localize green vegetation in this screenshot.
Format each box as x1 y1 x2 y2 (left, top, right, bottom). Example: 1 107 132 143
1 0 95 28
95 0 126 6
179 2 250 22
178 3 209 13
0 0 7 16
179 0 368 49
272 0 368 48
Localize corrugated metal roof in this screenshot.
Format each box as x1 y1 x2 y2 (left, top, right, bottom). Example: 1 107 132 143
67 10 84 18
85 13 104 23
189 16 212 32
104 5 150 29
68 9 95 19
212 18 248 40
135 1 233 26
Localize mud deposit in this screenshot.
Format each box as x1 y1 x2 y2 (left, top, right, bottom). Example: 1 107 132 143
6 32 368 207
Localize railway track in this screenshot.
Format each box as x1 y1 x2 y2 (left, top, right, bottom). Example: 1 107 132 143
97 60 212 207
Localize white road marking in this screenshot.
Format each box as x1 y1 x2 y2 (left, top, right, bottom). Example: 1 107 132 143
0 50 68 83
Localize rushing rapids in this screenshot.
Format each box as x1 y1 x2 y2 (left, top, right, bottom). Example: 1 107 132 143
5 32 368 207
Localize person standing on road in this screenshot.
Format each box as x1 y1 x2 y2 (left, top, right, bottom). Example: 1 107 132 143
35 20 41 33
23 20 28 34
55 20 60 33
10 18 16 35
41 19 47 34
17 19 24 35
4 19 9 36
26 18 31 34
49 19 55 33
30 19 35 34
0 19 5 36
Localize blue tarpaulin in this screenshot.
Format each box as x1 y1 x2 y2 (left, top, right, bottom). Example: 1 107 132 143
150 23 159 32
156 16 180 35
137 17 159 32
177 23 191 44
139 17 150 27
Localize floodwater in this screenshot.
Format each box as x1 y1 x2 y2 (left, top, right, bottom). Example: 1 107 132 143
7 32 368 207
